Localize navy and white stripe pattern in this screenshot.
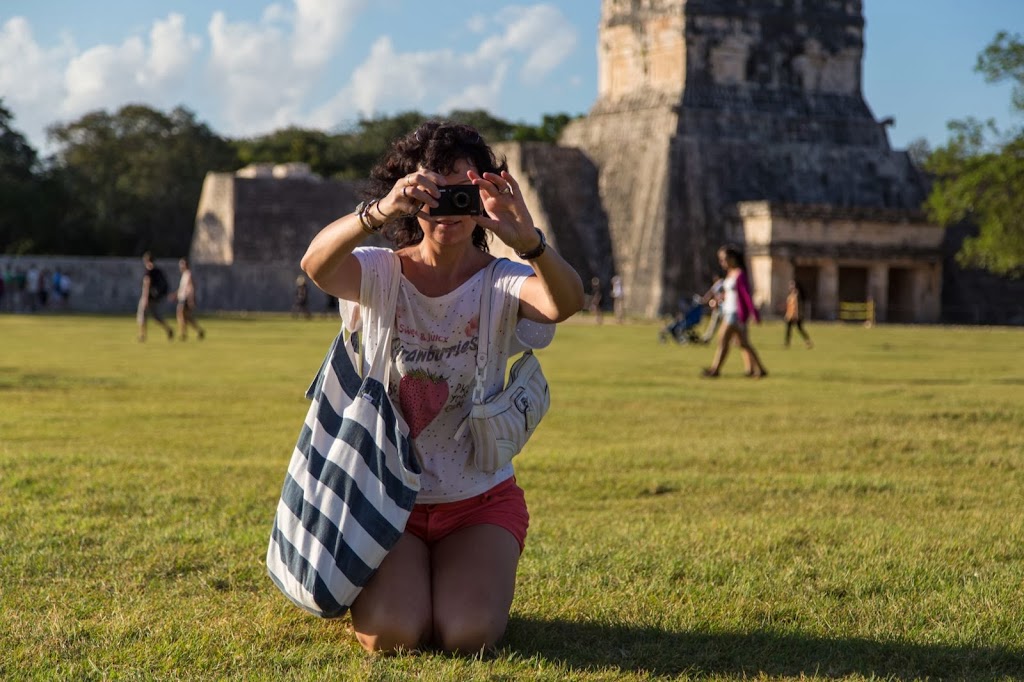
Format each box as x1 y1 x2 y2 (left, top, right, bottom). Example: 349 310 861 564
267 256 419 618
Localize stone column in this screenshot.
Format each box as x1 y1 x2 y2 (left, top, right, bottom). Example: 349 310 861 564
913 264 942 322
771 258 795 318
868 263 889 323
817 259 839 320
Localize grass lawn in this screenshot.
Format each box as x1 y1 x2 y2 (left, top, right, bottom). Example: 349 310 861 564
1 313 1022 681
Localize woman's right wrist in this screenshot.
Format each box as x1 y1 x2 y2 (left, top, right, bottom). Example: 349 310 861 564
355 199 386 234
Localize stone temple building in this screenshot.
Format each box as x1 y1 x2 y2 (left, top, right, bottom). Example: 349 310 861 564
552 0 943 322
191 0 945 322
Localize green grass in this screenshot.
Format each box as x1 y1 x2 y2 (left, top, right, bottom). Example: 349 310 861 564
1 314 1023 681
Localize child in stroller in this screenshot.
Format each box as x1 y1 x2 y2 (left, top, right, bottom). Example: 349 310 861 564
659 296 705 344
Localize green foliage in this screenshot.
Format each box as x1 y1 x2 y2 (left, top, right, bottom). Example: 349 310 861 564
46 105 240 257
924 33 1024 277
230 110 577 181
976 31 1024 113
233 126 335 176
0 101 66 255
1 316 1023 680
7 103 575 256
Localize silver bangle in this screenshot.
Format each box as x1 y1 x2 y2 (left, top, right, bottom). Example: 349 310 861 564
355 200 384 234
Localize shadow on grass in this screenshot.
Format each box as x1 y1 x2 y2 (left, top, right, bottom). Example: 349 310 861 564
506 617 1024 680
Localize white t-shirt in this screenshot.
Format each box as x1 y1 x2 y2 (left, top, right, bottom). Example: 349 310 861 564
342 247 553 503
721 272 739 316
177 270 192 300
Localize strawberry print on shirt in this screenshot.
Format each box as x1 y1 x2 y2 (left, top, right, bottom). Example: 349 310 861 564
399 369 449 438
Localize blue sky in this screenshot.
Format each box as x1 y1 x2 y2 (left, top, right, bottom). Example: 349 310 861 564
1 1 1021 154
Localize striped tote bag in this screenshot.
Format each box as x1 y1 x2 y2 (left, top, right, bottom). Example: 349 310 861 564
266 258 419 618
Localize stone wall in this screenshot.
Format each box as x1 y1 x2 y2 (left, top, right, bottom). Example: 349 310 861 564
0 255 326 314
561 100 682 316
493 142 614 290
192 171 364 266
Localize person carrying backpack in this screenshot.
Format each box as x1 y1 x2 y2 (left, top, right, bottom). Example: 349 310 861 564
137 251 174 342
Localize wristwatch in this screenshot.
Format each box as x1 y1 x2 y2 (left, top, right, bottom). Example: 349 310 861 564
515 228 547 260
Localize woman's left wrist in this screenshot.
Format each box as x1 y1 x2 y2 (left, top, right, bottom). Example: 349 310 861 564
514 228 547 260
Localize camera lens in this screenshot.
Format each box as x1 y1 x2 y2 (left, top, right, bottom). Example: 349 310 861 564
453 190 470 209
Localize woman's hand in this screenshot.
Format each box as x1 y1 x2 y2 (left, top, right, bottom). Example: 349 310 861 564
376 169 443 222
468 170 540 253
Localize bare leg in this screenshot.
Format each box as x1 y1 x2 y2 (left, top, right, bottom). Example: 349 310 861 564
431 524 520 653
350 533 433 653
185 306 205 339
706 325 738 375
738 336 753 374
137 301 147 341
736 327 767 377
177 305 186 340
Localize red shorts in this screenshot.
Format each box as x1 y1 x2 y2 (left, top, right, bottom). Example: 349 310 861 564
405 477 529 553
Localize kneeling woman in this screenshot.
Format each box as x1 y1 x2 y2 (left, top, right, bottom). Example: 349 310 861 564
300 121 584 653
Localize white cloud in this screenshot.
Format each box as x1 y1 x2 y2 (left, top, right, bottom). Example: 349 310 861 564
146 14 202 82
61 13 200 118
307 3 576 129
0 18 69 105
0 17 72 145
206 1 363 137
292 0 365 68
1 2 579 149
489 5 576 82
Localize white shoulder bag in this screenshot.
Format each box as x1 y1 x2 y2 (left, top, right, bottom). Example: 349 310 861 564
456 260 550 473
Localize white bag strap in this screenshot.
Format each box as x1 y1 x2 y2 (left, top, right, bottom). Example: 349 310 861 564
472 260 502 404
359 252 402 382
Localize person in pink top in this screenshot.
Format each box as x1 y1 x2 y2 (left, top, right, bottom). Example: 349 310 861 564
701 245 768 378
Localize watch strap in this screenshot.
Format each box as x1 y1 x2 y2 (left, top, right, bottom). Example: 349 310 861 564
515 228 547 260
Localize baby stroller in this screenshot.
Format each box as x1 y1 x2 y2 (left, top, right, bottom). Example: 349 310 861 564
659 298 705 344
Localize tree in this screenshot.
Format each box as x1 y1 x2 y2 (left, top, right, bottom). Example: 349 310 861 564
233 127 335 177
0 100 70 254
513 113 575 143
924 32 1024 277
47 105 239 256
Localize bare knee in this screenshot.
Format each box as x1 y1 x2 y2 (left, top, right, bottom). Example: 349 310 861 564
434 609 508 654
354 613 431 654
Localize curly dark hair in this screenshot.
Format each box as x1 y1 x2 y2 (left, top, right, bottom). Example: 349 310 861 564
365 120 508 250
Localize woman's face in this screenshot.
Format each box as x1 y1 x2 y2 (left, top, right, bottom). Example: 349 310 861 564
417 158 478 247
717 250 730 269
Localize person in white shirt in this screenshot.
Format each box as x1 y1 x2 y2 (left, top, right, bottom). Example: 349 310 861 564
301 120 584 654
175 258 205 341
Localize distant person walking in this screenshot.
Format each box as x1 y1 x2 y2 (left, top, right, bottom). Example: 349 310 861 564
784 279 813 349
611 274 624 323
292 276 311 318
175 258 205 340
701 245 767 378
588 276 603 324
137 252 174 342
